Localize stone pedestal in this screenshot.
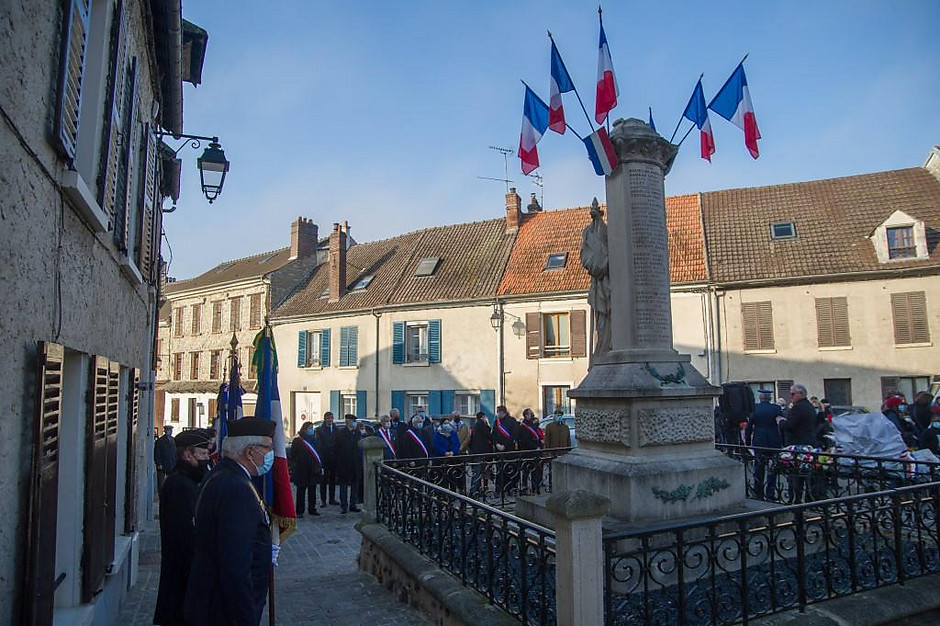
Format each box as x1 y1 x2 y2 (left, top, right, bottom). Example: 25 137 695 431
359 436 386 522
557 118 743 524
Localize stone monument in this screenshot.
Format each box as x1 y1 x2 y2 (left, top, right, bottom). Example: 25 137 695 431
555 118 744 523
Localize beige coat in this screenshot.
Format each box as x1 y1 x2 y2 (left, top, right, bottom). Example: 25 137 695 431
544 421 571 449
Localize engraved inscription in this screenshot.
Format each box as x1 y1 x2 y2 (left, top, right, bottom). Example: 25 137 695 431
638 407 713 447
575 409 631 447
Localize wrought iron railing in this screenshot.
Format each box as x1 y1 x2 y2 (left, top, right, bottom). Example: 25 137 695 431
603 481 940 626
385 447 572 509
717 443 940 504
376 462 557 625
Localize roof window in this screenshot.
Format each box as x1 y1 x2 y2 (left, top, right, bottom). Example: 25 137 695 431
214 261 234 273
319 287 330 299
414 257 441 277
544 252 568 270
351 274 374 291
770 222 796 240
258 253 278 264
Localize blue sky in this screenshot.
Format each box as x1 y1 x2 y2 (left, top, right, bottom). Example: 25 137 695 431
165 0 939 279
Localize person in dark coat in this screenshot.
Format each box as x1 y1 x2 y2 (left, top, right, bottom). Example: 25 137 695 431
517 408 544 494
432 421 461 457
333 414 362 514
919 410 940 455
184 418 276 626
469 412 493 497
398 415 432 460
154 430 210 626
913 392 934 432
376 414 397 460
492 406 519 496
154 425 177 492
883 395 920 448
745 391 782 500
314 412 339 507
289 422 322 518
389 408 408 447
776 384 816 503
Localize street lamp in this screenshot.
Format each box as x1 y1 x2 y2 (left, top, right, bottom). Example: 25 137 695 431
490 304 526 337
158 132 230 204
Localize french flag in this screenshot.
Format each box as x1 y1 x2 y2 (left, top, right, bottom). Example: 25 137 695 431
518 85 550 175
682 78 716 162
594 12 618 124
583 127 618 176
708 62 761 159
549 40 574 134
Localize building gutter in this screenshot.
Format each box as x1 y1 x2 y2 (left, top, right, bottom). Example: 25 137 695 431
710 264 940 291
151 0 183 135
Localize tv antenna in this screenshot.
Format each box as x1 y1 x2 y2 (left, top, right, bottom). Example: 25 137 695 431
477 145 514 192
531 172 544 208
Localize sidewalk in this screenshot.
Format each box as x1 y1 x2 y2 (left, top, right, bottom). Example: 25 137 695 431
118 500 430 626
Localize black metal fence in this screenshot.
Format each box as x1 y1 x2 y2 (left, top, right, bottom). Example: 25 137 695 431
603 481 940 626
718 443 940 504
384 447 571 510
375 462 557 625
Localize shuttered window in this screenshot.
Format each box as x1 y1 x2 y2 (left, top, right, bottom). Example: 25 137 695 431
524 310 586 359
114 57 139 252
815 297 851 347
191 304 201 335
212 301 223 333
249 293 262 329
172 353 182 381
230 297 242 332
170 398 180 421
339 326 359 367
891 291 930 345
82 357 109 601
742 302 775 351
25 342 65 624
776 379 794 401
53 0 91 160
97 4 128 228
210 350 221 379
137 124 158 279
124 369 139 533
174 307 183 337
190 352 200 380
525 312 541 359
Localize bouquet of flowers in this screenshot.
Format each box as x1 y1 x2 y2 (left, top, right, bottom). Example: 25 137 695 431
777 445 818 472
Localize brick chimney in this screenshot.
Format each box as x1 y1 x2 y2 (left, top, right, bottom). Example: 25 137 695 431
290 216 319 260
505 187 522 232
527 192 542 213
329 222 348 302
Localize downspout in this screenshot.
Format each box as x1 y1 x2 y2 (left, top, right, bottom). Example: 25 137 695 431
372 309 381 417
496 300 506 407
700 291 712 381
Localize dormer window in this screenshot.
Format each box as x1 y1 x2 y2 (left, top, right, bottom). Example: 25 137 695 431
887 226 916 259
770 222 796 240
544 252 568 270
870 210 928 264
351 274 374 291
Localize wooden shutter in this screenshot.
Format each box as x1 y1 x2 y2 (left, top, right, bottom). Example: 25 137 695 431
117 58 139 252
104 363 120 563
391 391 405 417
881 376 900 401
428 320 441 364
776 379 793 401
479 390 496 419
893 291 930 345
339 327 350 367
816 297 850 347
170 397 180 420
97 3 128 227
124 369 139 534
230 297 241 331
191 304 201 335
208 398 217 421
250 293 262 329
212 301 222 333
570 309 587 358
83 356 109 602
321 329 331 367
742 302 774 351
297 331 307 367
526 312 541 359
24 342 64 625
137 124 157 277
330 390 341 416
392 322 404 364
54 0 91 160
356 390 367 418
348 326 359 366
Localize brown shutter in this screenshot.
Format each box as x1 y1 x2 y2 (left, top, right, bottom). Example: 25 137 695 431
816 298 834 347
124 369 139 533
24 342 64 625
892 292 913 344
757 302 774 350
192 304 201 334
117 58 139 252
97 3 128 227
776 379 793 401
212 301 222 333
526 312 541 359
54 0 91 160
744 302 774 351
104 362 120 565
151 205 164 284
137 125 157 278
250 293 262 329
881 376 900 400
83 356 109 602
570 309 587 358
910 291 930 343
170 397 180 420
832 297 851 346
742 303 759 351
208 398 217 421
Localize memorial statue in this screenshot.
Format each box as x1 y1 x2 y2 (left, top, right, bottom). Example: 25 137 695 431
581 198 611 355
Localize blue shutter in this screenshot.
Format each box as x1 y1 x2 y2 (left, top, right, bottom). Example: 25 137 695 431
428 319 442 364
339 327 349 367
480 389 496 422
356 390 367 418
330 390 340 416
391 390 406 417
349 326 358 367
428 391 442 416
297 331 307 368
392 322 405 364
441 390 455 415
321 328 331 367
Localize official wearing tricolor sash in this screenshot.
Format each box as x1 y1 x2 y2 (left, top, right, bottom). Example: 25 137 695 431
377 414 397 460
289 422 322 517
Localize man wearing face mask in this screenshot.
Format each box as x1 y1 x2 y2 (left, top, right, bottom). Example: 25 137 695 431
544 409 571 449
399 414 432 460
184 418 276 626
333 414 363 514
154 429 211 626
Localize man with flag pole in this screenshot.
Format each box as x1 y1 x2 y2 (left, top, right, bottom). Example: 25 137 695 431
708 57 761 158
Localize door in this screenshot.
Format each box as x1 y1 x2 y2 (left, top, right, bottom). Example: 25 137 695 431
293 391 321 435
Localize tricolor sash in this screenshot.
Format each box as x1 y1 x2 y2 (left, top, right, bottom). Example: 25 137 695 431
407 429 429 457
523 423 542 443
378 428 396 457
496 419 513 441
300 438 322 467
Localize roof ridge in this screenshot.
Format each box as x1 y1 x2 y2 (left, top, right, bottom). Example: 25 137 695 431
169 245 290 285
702 167 925 196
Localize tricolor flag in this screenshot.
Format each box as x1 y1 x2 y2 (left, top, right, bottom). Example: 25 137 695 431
594 11 618 124
583 127 619 176
215 357 244 457
518 85 550 175
682 79 716 162
708 63 760 159
252 326 297 537
648 107 656 133
549 40 574 134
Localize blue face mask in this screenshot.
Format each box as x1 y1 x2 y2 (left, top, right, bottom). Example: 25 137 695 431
254 449 274 476
556 416 564 423
899 405 907 413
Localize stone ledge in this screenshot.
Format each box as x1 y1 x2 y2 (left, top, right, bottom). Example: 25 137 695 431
357 522 519 626
749 574 940 626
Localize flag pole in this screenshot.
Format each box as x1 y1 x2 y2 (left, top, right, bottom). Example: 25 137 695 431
267 480 277 626
670 73 704 143
676 123 696 148
548 31 595 133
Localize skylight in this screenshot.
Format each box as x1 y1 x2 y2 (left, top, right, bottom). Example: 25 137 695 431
351 274 374 290
770 222 796 240
214 261 234 273
544 252 568 270
258 253 278 264
319 287 330 299
414 257 441 277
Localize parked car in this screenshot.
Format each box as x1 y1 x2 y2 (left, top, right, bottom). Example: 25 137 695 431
539 415 578 447
831 405 870 416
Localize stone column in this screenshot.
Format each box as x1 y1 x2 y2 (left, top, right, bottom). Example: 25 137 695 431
359 436 386 522
547 490 610 626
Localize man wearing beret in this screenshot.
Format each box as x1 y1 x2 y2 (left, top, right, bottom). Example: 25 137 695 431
184 418 276 626
154 429 210 625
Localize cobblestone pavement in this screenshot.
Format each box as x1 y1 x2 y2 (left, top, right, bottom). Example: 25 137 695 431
118 499 431 626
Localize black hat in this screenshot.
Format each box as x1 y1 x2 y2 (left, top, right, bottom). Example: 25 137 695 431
226 418 276 438
175 430 211 449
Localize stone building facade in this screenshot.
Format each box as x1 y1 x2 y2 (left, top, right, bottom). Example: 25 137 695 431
0 1 207 623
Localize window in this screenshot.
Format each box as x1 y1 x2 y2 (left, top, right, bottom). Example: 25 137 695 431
887 226 916 260
455 393 480 417
174 307 183 337
249 293 262 329
306 331 322 367
209 350 221 380
351 274 374 290
891 291 930 345
741 302 774 351
815 297 850 348
406 393 428 418
414 257 441 277
393 320 441 365
823 379 853 406
770 222 796 239
543 313 571 358
172 353 182 381
191 303 201 335
229 297 242 332
339 326 359 367
341 393 357 417
187 398 197 428
406 323 428 363
245 347 256 380
542 385 571 418
189 352 199 380
544 252 568 270
170 398 180 421
299 330 330 368
746 381 776 402
882 376 931 403
212 301 223 333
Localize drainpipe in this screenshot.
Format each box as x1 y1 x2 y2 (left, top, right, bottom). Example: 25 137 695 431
496 301 506 407
710 287 724 384
372 309 381 417
700 291 712 381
